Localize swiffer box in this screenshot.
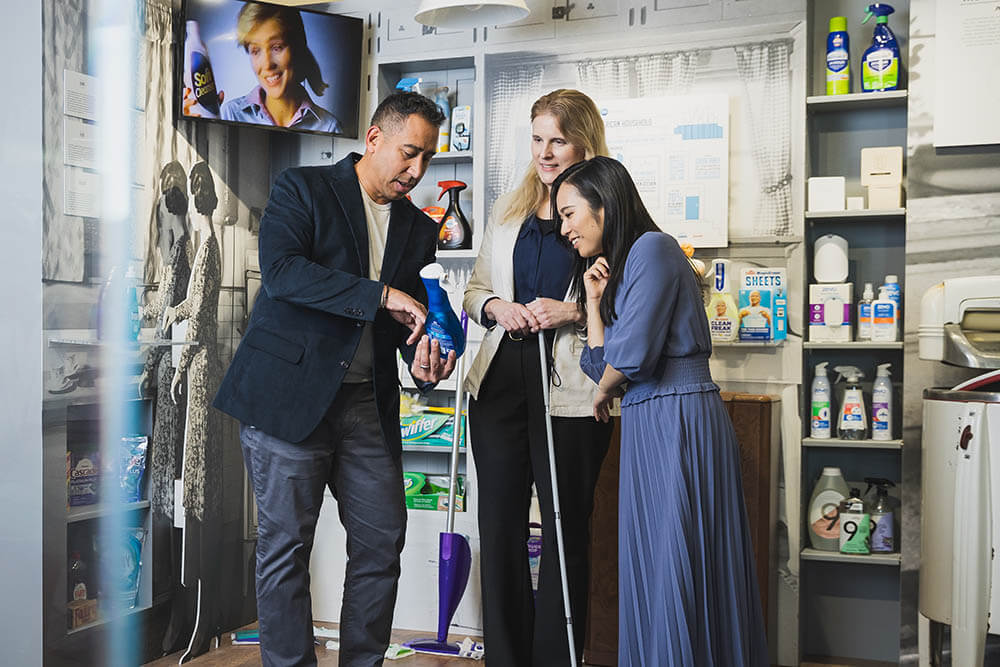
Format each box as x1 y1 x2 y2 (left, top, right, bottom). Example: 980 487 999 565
809 283 853 342
403 472 465 511
739 269 787 342
400 412 466 450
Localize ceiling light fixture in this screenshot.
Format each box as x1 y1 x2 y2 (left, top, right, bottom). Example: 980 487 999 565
415 0 530 30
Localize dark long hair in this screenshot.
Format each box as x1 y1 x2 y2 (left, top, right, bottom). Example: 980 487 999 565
552 156 660 326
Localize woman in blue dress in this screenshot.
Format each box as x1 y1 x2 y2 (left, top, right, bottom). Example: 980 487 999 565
552 156 768 666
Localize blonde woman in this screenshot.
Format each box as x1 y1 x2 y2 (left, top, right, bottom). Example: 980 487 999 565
463 89 614 667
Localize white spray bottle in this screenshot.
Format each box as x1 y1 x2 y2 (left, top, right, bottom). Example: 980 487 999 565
811 361 832 439
834 365 867 440
871 363 893 441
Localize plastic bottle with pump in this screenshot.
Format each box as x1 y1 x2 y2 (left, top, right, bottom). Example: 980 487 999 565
870 286 898 342
808 466 850 551
705 259 739 342
826 16 851 95
835 365 867 440
857 282 874 340
183 21 220 118
436 180 472 250
419 263 466 359
434 87 451 153
811 361 832 439
861 4 900 92
865 477 896 552
872 363 893 440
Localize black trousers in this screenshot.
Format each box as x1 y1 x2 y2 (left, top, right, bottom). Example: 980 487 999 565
241 382 406 667
470 336 613 667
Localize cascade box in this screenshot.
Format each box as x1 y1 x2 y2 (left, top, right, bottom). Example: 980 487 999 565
400 412 466 450
67 599 99 629
404 472 465 512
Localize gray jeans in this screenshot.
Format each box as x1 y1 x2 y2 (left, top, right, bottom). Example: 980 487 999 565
240 382 406 667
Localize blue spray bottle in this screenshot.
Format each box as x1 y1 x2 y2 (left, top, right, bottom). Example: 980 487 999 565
420 263 466 359
861 3 900 92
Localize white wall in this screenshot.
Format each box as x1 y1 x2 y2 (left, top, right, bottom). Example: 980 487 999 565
0 0 43 662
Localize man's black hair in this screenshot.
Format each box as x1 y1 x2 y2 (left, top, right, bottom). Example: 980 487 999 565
370 91 446 134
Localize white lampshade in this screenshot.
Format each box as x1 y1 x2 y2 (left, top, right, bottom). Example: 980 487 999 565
415 0 530 29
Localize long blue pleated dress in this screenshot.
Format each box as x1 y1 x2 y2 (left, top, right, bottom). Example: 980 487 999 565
581 232 768 666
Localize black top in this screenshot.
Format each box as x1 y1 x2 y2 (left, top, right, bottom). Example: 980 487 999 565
513 214 574 304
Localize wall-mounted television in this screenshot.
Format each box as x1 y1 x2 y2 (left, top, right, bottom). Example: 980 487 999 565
180 0 363 138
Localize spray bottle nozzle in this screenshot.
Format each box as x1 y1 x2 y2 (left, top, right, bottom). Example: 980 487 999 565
876 363 892 376
863 3 895 23
437 180 467 200
864 476 896 497
833 365 864 384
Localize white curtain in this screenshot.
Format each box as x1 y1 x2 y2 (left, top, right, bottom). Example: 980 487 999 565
485 64 545 212
576 58 633 101
635 51 700 97
735 41 793 237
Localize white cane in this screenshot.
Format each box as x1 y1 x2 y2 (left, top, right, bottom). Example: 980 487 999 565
537 333 577 665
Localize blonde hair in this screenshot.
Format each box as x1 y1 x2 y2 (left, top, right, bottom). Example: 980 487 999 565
236 2 328 96
497 89 609 224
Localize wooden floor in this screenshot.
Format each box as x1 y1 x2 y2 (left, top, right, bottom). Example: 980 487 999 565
143 624 481 666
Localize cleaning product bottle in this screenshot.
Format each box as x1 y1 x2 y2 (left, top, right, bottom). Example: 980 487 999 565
861 4 900 92
857 282 875 340
419 263 466 359
835 365 867 440
872 362 893 440
183 21 220 118
826 16 851 95
808 466 850 551
870 286 898 342
864 477 896 552
882 273 902 317
705 259 739 342
839 488 871 554
125 264 141 342
811 361 832 439
434 87 451 153
436 180 472 250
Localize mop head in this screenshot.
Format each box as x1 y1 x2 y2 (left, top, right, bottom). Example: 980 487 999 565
404 637 484 659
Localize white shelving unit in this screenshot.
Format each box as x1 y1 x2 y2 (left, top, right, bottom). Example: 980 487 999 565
802 438 904 450
800 548 901 566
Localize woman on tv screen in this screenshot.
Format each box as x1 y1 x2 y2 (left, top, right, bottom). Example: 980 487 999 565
184 2 342 133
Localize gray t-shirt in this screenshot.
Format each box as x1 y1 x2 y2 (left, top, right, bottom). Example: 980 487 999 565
344 184 391 383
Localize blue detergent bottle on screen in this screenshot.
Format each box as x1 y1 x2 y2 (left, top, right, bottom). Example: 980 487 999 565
420 263 466 359
861 3 900 92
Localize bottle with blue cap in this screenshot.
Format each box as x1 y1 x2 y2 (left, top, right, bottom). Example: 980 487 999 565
861 3 900 92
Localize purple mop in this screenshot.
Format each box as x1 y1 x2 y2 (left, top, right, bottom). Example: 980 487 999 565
406 312 475 658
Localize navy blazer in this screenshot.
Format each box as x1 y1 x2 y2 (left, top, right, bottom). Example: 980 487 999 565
214 154 438 453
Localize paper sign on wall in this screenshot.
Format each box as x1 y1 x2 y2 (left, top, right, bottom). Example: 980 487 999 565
599 94 730 247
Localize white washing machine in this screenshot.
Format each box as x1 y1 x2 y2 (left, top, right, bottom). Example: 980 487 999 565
920 388 1000 666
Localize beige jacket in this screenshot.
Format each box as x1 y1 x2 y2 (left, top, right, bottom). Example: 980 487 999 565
463 203 600 417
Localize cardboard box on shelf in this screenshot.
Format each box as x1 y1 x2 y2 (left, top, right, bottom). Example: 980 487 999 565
867 183 903 210
809 283 854 342
860 146 903 186
68 599 99 629
404 473 465 512
807 176 846 212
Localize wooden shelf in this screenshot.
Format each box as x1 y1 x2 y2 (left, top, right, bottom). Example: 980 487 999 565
800 548 901 566
67 500 150 523
806 208 905 220
430 150 473 164
401 445 465 454
802 438 903 450
804 341 903 350
66 602 150 635
437 249 478 259
806 90 908 112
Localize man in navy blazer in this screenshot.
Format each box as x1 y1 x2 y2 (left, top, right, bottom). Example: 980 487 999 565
214 93 455 666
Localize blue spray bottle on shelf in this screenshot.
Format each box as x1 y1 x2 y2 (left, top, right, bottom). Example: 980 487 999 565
861 3 900 92
420 263 466 359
